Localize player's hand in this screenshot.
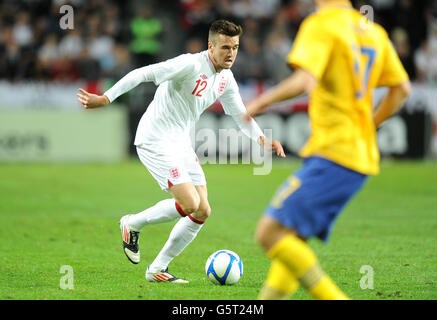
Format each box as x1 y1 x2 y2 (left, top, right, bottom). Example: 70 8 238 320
258 136 286 158
77 88 109 109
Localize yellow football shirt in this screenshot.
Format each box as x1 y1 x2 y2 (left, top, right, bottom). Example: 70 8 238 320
287 2 409 175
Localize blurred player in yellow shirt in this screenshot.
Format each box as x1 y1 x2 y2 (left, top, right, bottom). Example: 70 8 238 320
245 0 411 300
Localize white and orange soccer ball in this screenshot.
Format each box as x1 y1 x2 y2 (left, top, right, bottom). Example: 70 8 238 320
205 250 243 285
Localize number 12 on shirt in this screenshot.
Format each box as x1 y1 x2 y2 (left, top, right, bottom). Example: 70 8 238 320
192 79 207 97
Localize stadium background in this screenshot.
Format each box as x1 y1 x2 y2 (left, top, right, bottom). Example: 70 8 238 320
0 0 436 162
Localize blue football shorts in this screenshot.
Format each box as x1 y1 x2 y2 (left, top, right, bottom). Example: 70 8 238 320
265 156 368 242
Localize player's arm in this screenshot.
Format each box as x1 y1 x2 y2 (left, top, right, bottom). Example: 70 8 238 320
77 54 195 109
232 113 286 158
373 81 411 128
245 68 316 118
373 28 412 128
76 67 149 109
220 77 286 158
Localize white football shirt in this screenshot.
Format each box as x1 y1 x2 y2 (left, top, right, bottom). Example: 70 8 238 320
104 50 263 147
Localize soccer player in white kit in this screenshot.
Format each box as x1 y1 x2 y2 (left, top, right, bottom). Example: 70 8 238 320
77 20 285 283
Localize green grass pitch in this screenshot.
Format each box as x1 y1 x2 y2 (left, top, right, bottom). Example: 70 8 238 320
0 159 436 300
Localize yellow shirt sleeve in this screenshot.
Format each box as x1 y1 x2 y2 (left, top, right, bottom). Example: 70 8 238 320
286 15 333 80
377 32 409 87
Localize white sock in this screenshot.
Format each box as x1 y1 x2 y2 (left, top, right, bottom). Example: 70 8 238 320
128 199 182 231
149 216 204 272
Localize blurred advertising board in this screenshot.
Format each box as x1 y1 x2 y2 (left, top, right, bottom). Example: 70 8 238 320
0 106 128 162
200 82 435 159
0 81 434 161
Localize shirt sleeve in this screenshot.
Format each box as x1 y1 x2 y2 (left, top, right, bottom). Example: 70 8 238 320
219 74 264 142
232 113 264 143
286 14 333 80
104 54 196 103
147 53 197 85
376 31 409 87
104 66 152 103
218 75 246 116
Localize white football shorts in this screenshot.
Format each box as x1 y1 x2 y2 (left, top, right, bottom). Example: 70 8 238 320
136 143 206 191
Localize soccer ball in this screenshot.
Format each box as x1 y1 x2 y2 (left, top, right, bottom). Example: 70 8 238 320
205 250 243 285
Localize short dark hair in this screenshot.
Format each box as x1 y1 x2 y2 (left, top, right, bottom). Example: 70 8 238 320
208 19 243 44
